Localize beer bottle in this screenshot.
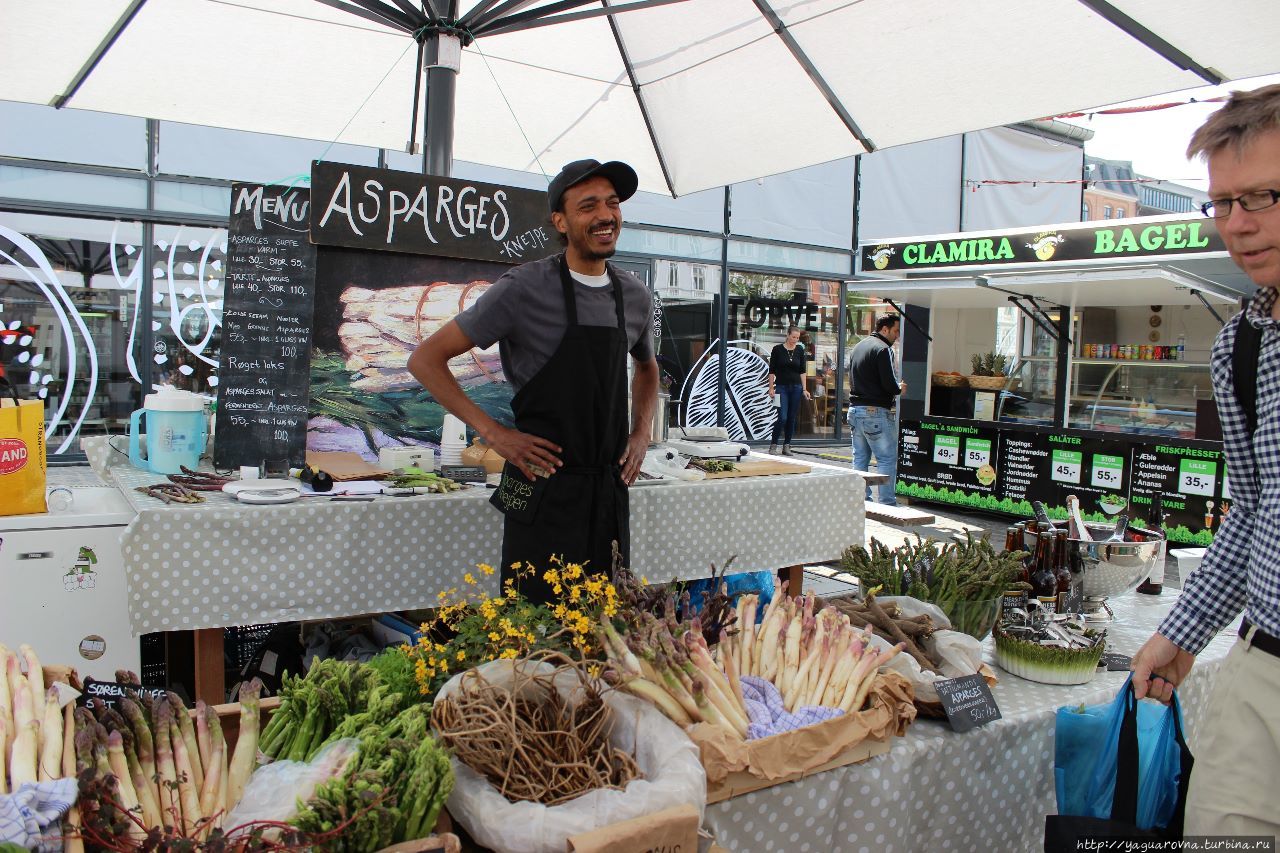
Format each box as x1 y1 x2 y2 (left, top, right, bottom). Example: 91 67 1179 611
1032 500 1053 528
1030 531 1058 610
1054 529 1073 613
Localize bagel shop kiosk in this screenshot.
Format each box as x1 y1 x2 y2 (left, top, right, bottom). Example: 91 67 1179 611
851 214 1255 547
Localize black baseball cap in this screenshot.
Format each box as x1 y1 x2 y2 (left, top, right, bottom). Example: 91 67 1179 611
547 159 638 214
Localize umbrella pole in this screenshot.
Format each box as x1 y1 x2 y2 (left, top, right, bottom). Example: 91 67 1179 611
421 32 462 177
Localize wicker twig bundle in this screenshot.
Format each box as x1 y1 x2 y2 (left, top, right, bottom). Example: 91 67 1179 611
431 655 642 806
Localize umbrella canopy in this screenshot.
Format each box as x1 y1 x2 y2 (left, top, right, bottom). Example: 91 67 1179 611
2 0 1278 197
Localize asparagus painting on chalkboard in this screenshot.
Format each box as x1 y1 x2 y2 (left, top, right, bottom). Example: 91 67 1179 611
307 247 515 461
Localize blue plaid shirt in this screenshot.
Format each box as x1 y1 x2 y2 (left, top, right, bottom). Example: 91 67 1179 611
1161 287 1280 653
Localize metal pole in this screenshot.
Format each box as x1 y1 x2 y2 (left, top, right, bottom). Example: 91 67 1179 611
421 32 461 177
717 186 731 429
1054 307 1071 427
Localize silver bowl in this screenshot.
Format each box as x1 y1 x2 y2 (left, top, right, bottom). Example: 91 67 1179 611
1021 521 1165 618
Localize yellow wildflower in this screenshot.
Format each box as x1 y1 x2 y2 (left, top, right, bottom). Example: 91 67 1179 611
464 572 477 585
489 631 501 642
479 563 495 576
456 650 466 661
499 648 519 660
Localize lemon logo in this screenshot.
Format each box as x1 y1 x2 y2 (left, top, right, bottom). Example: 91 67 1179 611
868 247 896 270
1026 234 1065 261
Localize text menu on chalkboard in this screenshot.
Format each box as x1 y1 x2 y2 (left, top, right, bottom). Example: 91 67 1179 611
309 161 556 265
214 184 317 469
934 674 1002 733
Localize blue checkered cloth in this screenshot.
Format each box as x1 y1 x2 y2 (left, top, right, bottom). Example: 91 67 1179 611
1160 287 1280 653
0 778 79 853
739 675 844 739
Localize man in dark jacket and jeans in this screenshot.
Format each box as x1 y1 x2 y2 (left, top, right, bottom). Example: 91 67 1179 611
848 314 904 505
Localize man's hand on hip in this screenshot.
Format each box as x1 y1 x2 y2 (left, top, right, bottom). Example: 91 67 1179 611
1131 632 1196 704
619 430 649 486
488 426 562 481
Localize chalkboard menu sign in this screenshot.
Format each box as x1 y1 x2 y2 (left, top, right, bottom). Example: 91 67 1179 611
934 674 1001 733
214 184 317 469
309 161 556 265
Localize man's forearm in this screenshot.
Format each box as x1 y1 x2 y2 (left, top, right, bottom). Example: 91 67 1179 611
630 358 660 436
407 344 504 444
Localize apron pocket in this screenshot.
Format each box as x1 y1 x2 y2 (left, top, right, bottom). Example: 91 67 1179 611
489 462 547 523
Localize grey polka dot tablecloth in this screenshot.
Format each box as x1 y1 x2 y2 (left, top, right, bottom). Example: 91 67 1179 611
704 593 1237 853
111 461 863 634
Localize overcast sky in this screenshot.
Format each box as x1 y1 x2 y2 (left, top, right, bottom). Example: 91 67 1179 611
1064 73 1280 192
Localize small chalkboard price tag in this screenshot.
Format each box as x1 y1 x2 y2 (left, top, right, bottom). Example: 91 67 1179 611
934 674 1002 733
1099 652 1133 672
440 464 487 483
77 678 168 710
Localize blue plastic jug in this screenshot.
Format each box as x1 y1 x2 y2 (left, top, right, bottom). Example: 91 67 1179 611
129 387 208 475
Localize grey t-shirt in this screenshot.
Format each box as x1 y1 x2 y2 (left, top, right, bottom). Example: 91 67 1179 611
455 254 655 393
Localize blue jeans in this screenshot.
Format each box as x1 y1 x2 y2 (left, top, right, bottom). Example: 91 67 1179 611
849 405 899 505
772 384 803 444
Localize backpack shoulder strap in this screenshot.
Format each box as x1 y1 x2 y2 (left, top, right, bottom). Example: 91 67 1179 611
1233 315 1262 436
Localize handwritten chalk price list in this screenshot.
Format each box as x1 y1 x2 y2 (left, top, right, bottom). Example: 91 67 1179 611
1051 449 1082 484
934 435 960 465
1178 458 1217 497
964 438 991 468
1091 454 1124 489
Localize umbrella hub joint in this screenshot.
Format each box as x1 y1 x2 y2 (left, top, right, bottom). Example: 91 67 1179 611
414 23 473 51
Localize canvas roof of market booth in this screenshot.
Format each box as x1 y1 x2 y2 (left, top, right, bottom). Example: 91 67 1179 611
2 0 1279 198
850 213 1251 310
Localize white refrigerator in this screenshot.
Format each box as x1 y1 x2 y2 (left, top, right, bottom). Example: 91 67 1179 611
0 485 140 681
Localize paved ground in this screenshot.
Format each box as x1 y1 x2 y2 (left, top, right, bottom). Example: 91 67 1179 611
784 442 1188 599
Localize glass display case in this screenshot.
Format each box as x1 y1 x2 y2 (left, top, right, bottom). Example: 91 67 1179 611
1068 360 1211 438
995 356 1057 427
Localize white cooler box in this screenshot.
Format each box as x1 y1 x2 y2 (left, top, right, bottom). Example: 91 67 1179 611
0 485 140 680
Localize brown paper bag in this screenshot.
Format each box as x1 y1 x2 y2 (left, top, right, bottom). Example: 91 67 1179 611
0 382 47 516
566 804 700 853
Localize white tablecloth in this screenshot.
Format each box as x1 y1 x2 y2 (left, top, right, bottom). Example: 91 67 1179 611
111 461 864 633
704 593 1238 853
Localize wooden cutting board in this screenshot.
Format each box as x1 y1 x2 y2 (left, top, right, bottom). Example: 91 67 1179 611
702 459 811 479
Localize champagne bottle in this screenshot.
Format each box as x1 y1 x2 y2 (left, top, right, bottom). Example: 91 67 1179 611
1106 514 1129 543
1066 494 1093 542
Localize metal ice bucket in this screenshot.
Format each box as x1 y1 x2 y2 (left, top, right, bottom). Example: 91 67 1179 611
1022 521 1165 619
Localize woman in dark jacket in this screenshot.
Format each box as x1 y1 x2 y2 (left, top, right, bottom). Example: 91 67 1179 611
768 326 811 454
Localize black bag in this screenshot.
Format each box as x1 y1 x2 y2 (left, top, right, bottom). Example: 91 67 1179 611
1044 685 1194 852
1232 315 1262 435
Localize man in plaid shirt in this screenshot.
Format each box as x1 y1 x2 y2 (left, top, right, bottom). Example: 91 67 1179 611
1131 83 1280 838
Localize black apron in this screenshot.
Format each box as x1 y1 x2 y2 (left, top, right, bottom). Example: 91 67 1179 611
490 255 630 603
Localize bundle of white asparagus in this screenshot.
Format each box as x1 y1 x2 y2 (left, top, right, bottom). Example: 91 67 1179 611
1 643 65 793
600 580 904 741
70 678 262 845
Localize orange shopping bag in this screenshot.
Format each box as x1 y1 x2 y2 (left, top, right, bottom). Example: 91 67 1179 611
0 378 47 516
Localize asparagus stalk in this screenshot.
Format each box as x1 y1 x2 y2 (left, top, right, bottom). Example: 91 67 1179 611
0 646 12 768
10 719 38 787
153 703 178 829
692 679 740 740
106 730 147 844
195 700 212 775
38 687 62 782
0 717 7 794
719 629 747 710
170 693 204 793
125 736 162 830
226 679 262 810
118 697 159 813
170 720 203 833
617 675 692 726
19 645 45 734
198 741 224 831
62 702 84 853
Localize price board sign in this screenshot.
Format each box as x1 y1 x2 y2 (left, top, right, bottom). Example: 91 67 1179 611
1051 449 1082 484
1091 454 1124 489
964 438 992 468
934 674 1002 733
1179 458 1217 497
934 435 960 465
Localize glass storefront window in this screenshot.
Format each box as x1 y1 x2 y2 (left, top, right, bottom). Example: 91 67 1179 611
0 213 144 454
149 224 227 397
0 164 148 210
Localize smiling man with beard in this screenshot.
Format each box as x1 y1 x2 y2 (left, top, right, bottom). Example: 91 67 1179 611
409 159 658 601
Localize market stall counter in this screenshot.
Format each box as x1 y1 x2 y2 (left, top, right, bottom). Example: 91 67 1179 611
702 592 1236 852
98 450 864 704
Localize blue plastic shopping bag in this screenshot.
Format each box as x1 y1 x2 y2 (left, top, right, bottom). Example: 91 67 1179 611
1051 675 1192 843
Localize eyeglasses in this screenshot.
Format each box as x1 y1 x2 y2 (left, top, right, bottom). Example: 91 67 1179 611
1201 189 1280 219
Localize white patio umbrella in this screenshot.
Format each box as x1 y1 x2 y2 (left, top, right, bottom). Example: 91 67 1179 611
2 0 1278 196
